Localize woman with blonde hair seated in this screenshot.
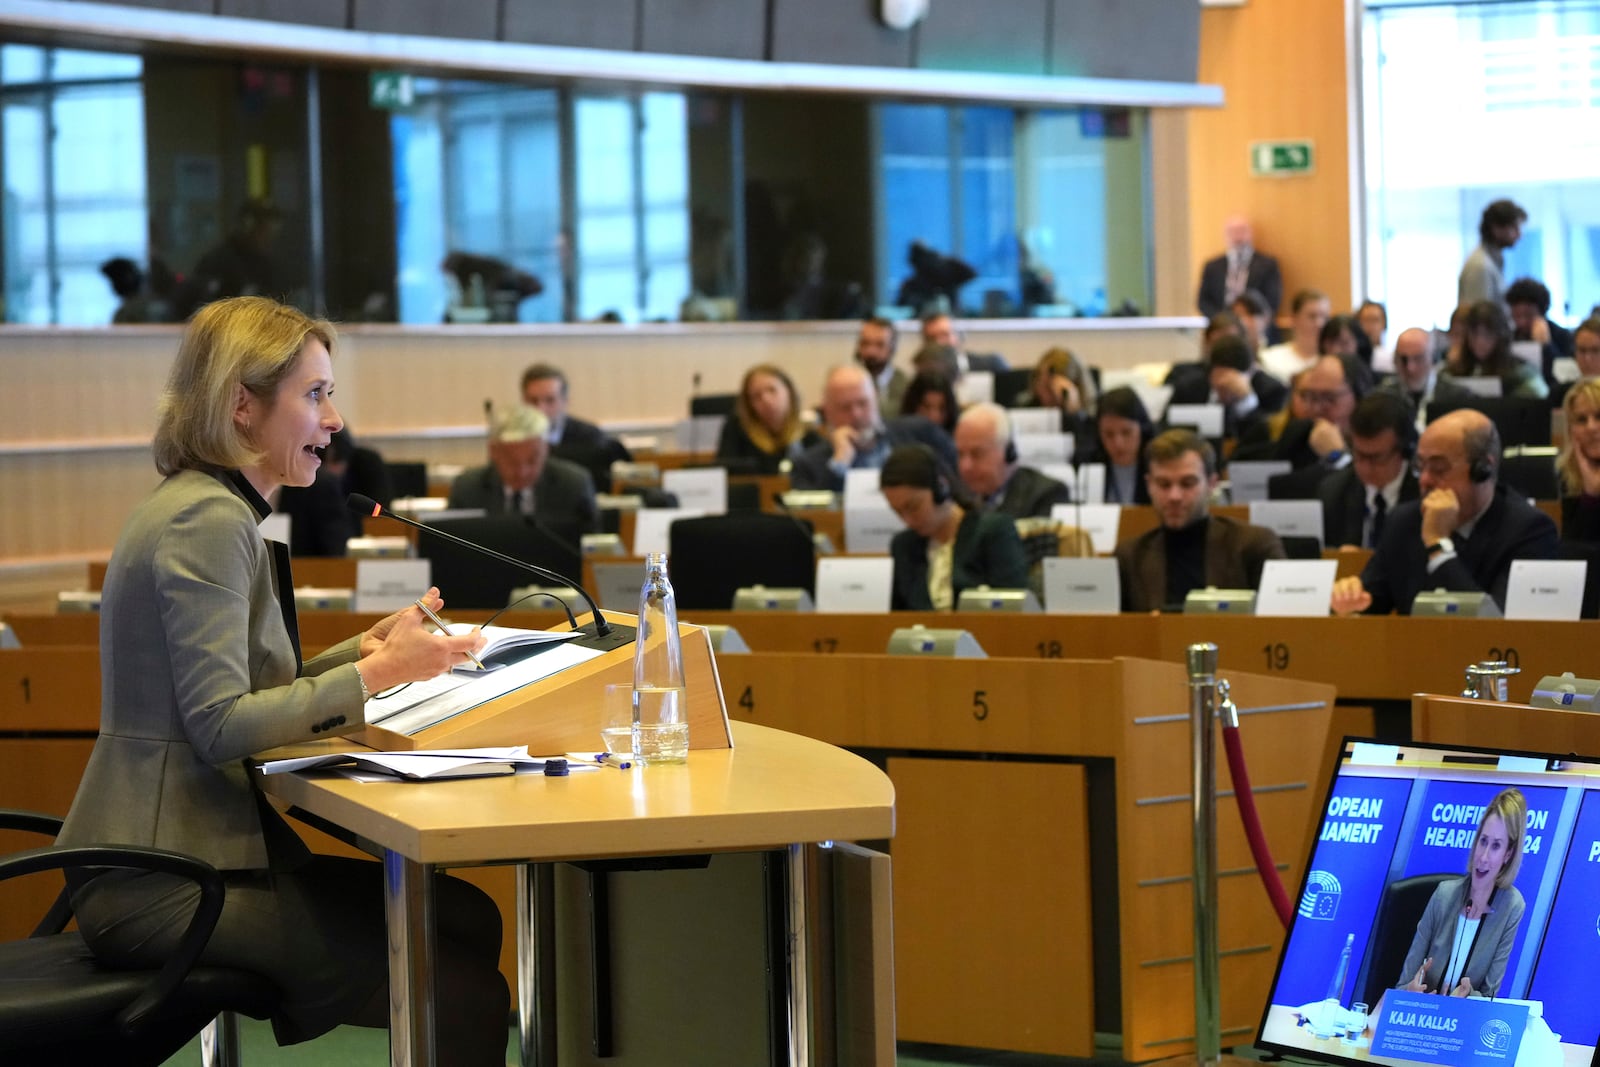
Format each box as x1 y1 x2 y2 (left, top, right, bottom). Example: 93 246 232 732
716 362 823 474
1019 346 1098 423
1558 367 1600 544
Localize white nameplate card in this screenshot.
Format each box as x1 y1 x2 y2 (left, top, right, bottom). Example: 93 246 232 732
1008 408 1062 436
1510 339 1543 367
1503 559 1586 621
1551 357 1581 385
590 559 648 611
1051 502 1121 553
1454 376 1503 398
662 467 728 515
1074 463 1107 505
1248 499 1325 546
1013 432 1074 466
631 507 705 557
1254 559 1337 617
674 415 725 453
1042 557 1121 614
955 370 994 407
843 499 904 554
843 467 882 503
1229 460 1292 503
355 559 433 613
1165 403 1225 438
259 512 290 544
814 557 894 613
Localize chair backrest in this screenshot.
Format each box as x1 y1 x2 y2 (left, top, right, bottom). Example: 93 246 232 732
1425 396 1551 449
385 461 429 499
993 369 1034 407
689 393 738 417
1356 871 1455 1009
667 513 816 610
1498 447 1559 501
416 515 584 609
552 439 630 496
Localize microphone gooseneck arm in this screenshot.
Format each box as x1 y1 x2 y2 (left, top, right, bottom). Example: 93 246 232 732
347 493 613 637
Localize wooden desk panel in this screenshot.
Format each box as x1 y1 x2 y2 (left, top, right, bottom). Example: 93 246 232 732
0 648 100 731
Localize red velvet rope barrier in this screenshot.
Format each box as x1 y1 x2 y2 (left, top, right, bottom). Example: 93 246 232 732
1222 722 1294 929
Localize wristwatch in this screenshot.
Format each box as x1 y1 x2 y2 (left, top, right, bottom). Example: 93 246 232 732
1426 538 1455 558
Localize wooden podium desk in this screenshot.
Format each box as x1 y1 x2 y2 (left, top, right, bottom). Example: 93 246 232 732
258 722 894 1067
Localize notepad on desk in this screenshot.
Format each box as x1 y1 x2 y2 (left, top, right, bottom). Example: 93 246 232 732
445 623 579 671
259 745 585 782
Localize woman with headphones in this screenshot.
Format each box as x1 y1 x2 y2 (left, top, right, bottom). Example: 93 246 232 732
879 444 1030 610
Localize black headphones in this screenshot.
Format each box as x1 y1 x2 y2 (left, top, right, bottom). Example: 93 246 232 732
1001 409 1019 465
932 471 953 504
1469 454 1494 483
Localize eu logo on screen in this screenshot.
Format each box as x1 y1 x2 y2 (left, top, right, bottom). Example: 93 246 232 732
1299 870 1342 921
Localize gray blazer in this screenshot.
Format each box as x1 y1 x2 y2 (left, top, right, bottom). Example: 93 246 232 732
59 469 366 871
1398 877 1525 998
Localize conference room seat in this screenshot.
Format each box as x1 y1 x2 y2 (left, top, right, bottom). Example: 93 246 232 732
667 512 816 610
1499 446 1559 501
1356 871 1455 1011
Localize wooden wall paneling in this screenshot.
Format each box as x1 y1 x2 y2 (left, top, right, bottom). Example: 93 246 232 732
887 756 1095 1056
1413 694 1600 756
0 648 101 732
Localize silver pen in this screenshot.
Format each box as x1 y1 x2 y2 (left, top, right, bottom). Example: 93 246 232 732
414 597 486 670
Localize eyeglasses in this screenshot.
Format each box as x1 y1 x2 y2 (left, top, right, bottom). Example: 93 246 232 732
1293 387 1351 407
1411 455 1457 478
1352 446 1400 466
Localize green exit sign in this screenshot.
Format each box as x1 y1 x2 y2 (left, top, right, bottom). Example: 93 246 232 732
1250 139 1315 177
369 71 415 110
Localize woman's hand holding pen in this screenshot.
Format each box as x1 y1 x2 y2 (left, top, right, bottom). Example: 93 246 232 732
356 587 486 691
1401 958 1432 994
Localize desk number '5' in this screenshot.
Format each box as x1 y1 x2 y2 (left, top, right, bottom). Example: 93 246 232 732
972 690 989 721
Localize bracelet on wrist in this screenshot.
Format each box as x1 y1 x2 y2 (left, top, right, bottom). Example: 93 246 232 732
353 663 372 702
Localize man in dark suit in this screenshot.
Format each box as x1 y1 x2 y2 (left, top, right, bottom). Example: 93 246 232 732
921 311 1009 373
1257 354 1373 499
1115 429 1285 611
1196 216 1283 318
1168 334 1287 440
790 365 957 492
447 404 600 536
1330 409 1559 615
954 403 1071 518
1317 392 1420 549
521 362 631 456
854 316 910 418
1378 327 1475 431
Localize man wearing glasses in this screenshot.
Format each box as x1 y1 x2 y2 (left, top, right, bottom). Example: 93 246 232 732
1249 354 1373 499
1316 392 1420 550
1330 409 1558 615
1378 327 1473 431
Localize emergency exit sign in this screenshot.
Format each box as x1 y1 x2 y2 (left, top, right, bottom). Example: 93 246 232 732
369 72 414 109
1250 140 1314 177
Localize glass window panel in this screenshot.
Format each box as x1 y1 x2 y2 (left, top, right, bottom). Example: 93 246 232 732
877 103 953 311
1 45 45 85
957 108 1017 314
392 109 450 323
50 49 142 81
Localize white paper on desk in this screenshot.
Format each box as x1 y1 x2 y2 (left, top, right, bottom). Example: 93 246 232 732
1008 409 1061 436
259 512 290 545
1042 557 1121 614
1228 461 1292 504
1249 500 1324 546
1504 559 1586 621
260 746 539 777
1052 502 1120 553
1014 432 1074 466
1454 376 1503 398
1166 403 1225 438
1254 559 1337 617
843 468 881 502
955 371 994 407
662 467 727 515
843 499 904 554
355 559 432 613
815 557 893 613
632 507 704 557
674 415 724 452
1510 339 1543 366
368 643 606 736
1130 383 1174 422
1074 463 1106 505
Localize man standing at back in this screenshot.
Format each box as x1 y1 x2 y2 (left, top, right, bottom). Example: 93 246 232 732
1115 429 1284 612
1330 408 1558 615
954 403 1071 518
790 365 957 492
1459 199 1527 311
1197 215 1282 319
854 317 908 417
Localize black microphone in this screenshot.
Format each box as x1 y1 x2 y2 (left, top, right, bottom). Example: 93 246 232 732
483 398 495 435
688 371 704 455
348 494 633 651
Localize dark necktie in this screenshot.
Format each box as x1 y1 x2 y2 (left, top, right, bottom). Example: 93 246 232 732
1368 492 1387 549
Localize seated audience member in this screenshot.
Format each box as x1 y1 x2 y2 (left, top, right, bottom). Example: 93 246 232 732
1330 409 1559 615
1442 300 1547 400
921 311 1010 372
880 443 1029 610
854 316 908 417
790 365 957 492
716 363 823 474
1231 289 1275 352
1019 346 1098 428
1379 326 1475 429
448 405 599 536
900 369 960 435
1317 392 1420 550
955 402 1071 518
1320 313 1374 368
1553 317 1600 406
1260 288 1332 383
521 363 628 455
1237 355 1372 498
1165 312 1246 408
1084 387 1156 505
1506 276 1574 364
1115 429 1285 611
277 428 395 557
1358 299 1390 371
1558 377 1600 544
1171 334 1287 440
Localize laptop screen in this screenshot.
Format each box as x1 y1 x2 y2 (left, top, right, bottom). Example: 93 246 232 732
1257 737 1600 1067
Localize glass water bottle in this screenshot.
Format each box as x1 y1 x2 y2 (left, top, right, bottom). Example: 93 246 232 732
632 553 688 764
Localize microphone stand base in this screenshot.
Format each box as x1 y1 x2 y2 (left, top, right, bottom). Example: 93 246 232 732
571 621 636 652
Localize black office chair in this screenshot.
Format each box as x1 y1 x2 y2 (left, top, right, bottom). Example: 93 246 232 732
0 810 279 1066
689 393 738 417
1355 871 1454 1011
667 513 816 610
1499 447 1559 501
1280 535 1323 560
993 368 1034 407
384 461 429 499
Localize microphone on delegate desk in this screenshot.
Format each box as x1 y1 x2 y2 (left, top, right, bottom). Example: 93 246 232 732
346 493 634 651
688 371 703 455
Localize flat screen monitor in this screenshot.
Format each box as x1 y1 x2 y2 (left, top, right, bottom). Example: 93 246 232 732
1257 737 1600 1067
416 515 583 610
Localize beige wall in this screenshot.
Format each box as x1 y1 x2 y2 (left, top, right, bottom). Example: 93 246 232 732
1186 0 1355 316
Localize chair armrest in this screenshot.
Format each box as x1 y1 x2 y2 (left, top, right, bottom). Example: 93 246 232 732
0 843 229 1036
0 809 66 838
